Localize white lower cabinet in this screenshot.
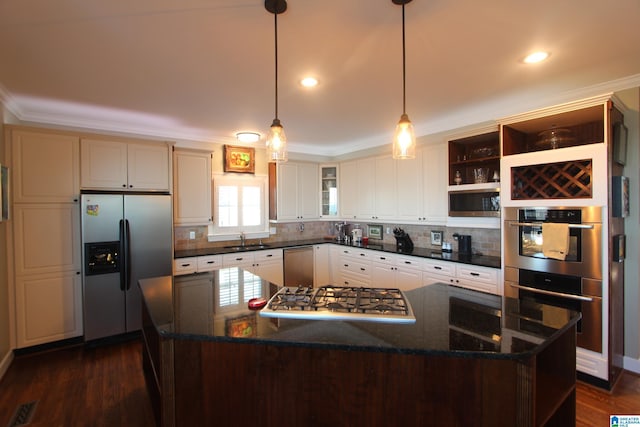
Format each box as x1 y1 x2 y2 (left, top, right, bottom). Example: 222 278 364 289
371 253 423 291
15 271 83 348
222 249 283 286
314 244 331 287
176 246 497 295
173 255 223 276
252 250 284 286
423 258 499 295
175 250 283 285
334 246 372 286
12 203 83 348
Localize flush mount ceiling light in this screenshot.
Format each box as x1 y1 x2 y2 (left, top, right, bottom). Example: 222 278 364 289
300 76 319 88
236 132 261 143
265 0 288 163
523 51 550 64
392 0 416 160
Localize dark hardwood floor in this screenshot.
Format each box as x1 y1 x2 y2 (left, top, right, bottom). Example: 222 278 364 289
0 339 155 427
0 338 638 426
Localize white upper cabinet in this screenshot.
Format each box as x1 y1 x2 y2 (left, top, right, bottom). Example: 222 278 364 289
339 154 424 222
339 159 358 219
272 161 319 221
374 156 397 220
81 138 170 191
421 144 448 224
395 155 422 222
173 149 212 225
10 129 80 203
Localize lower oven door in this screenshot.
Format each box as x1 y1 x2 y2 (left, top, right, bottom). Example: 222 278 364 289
504 267 602 353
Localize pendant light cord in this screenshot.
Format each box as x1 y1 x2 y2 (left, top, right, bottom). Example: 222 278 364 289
401 3 407 115
274 10 279 121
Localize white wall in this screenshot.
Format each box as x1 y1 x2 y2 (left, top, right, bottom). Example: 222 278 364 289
616 88 640 372
0 104 12 378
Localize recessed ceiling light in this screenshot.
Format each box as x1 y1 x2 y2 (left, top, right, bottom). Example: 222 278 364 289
236 132 260 143
522 51 550 64
300 77 318 88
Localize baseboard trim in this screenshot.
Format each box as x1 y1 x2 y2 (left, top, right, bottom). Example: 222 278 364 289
0 349 14 382
623 356 640 374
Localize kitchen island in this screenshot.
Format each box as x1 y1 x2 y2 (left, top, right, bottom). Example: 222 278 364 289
140 268 579 427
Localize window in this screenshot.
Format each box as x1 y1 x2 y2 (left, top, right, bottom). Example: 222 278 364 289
212 175 268 238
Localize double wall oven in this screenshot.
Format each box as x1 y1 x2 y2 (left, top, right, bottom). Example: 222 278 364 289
504 206 603 353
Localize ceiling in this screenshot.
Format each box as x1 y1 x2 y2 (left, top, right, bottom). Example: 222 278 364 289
1 0 639 157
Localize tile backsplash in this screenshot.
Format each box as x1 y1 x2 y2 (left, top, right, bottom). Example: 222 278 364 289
175 221 500 257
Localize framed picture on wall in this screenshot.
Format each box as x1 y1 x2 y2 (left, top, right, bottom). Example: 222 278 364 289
224 145 255 174
613 122 628 165
612 176 629 218
1 164 8 221
368 224 383 240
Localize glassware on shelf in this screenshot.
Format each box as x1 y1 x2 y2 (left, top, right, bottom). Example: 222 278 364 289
536 127 574 149
454 170 463 185
473 168 489 183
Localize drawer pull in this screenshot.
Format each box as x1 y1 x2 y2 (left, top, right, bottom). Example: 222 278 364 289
470 272 480 277
181 263 191 267
266 254 273 257
206 261 215 264
404 261 411 265
434 266 442 270
360 268 366 271
360 253 366 257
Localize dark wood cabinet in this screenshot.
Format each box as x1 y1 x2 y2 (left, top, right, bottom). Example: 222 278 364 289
448 131 500 186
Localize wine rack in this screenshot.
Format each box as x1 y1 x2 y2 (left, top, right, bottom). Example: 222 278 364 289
511 159 592 200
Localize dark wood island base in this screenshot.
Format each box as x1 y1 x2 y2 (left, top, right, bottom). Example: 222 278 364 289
140 270 579 427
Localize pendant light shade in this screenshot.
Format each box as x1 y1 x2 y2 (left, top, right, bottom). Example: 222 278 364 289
267 118 288 162
392 0 416 160
393 113 416 159
265 0 288 163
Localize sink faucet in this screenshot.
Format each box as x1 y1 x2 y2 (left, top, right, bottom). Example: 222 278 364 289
240 232 246 247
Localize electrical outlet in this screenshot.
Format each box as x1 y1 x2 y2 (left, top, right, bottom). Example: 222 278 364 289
189 231 196 240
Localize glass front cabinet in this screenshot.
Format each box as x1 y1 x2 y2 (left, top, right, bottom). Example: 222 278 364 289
320 165 338 217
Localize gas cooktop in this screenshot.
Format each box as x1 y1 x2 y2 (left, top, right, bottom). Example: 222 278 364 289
259 286 416 324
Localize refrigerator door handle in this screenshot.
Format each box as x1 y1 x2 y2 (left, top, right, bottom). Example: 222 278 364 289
119 219 126 291
125 219 132 290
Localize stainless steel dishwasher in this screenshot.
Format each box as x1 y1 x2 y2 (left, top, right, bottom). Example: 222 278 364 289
283 246 314 287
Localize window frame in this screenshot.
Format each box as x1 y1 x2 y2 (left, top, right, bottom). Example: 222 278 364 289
210 174 269 241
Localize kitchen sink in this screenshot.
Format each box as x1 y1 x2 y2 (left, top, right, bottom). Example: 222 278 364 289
223 243 271 251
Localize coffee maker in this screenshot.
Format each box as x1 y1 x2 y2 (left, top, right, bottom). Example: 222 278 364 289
453 233 472 256
393 228 414 252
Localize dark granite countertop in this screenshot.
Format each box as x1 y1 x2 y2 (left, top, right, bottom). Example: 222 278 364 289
140 268 579 361
175 239 501 269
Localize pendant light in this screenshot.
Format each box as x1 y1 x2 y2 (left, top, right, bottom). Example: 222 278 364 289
265 0 288 163
392 0 416 160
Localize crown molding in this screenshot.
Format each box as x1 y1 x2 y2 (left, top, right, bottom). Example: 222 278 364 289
4 73 640 157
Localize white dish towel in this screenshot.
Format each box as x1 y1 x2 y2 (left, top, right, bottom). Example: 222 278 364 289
542 223 570 260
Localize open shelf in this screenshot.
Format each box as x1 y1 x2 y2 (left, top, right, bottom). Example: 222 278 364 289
502 104 605 156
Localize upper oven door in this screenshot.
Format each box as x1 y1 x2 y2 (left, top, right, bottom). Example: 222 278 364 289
504 207 603 280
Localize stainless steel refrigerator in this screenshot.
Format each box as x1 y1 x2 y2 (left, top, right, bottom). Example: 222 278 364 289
81 193 172 341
